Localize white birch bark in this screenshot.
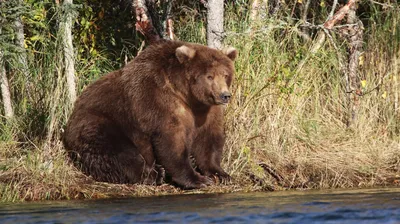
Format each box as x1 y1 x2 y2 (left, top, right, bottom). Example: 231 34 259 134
206 0 224 49
63 0 77 104
0 65 13 119
0 28 14 119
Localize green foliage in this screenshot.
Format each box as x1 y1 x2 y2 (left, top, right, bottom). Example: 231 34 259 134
74 0 138 65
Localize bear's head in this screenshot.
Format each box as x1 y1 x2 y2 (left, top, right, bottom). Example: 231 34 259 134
175 44 237 106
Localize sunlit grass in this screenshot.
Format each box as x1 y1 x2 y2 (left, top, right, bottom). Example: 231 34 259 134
222 4 400 190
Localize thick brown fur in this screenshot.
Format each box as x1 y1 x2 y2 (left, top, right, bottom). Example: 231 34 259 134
63 40 237 189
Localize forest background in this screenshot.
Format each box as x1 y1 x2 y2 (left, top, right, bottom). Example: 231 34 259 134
0 0 399 202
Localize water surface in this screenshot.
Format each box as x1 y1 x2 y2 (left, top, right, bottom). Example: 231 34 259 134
1 188 400 223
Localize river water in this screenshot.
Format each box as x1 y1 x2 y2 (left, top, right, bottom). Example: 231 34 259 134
1 188 400 223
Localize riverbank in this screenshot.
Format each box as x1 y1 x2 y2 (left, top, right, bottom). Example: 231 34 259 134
1 130 399 202
0 141 255 202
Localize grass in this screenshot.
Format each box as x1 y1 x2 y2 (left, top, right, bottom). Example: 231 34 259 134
0 141 257 202
221 3 400 190
1 2 400 202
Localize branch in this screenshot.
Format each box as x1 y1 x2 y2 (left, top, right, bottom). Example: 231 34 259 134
296 0 359 73
259 163 285 184
327 0 338 21
166 18 174 40
134 0 161 44
369 0 395 8
301 0 311 22
324 0 357 29
200 0 208 8
163 0 174 40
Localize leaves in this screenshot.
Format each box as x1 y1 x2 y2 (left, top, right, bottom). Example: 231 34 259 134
361 80 367 88
381 91 387 99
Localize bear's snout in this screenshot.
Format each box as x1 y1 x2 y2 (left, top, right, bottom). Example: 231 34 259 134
220 92 231 103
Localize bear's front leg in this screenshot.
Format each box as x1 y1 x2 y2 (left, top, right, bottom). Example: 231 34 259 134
151 129 213 189
192 126 231 184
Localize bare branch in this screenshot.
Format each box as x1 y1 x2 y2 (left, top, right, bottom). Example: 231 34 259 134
200 0 208 7
259 163 284 184
327 0 338 21
166 18 174 40
296 0 360 74
301 0 311 22
324 0 357 30
134 0 161 44
369 0 395 8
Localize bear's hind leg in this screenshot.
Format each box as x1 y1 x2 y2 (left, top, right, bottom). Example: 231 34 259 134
66 115 161 184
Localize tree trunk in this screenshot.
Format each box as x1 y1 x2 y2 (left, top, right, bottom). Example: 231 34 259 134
206 0 224 49
395 50 399 123
346 5 363 127
14 0 29 80
0 65 13 119
63 0 77 104
0 28 14 119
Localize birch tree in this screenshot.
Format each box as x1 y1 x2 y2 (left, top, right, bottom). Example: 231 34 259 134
0 65 13 119
0 27 14 119
206 0 224 49
14 0 29 80
62 0 77 104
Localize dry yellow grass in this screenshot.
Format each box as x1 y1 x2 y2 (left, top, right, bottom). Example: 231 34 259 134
221 7 400 190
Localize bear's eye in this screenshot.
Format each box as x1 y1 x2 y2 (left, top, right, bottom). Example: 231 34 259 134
207 76 214 81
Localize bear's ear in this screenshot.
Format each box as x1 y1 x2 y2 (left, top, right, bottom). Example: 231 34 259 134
176 45 196 64
222 47 238 61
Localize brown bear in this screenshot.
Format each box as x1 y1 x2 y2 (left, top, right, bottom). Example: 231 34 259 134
63 40 237 189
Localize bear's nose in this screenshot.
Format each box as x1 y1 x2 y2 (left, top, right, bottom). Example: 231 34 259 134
220 92 231 102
